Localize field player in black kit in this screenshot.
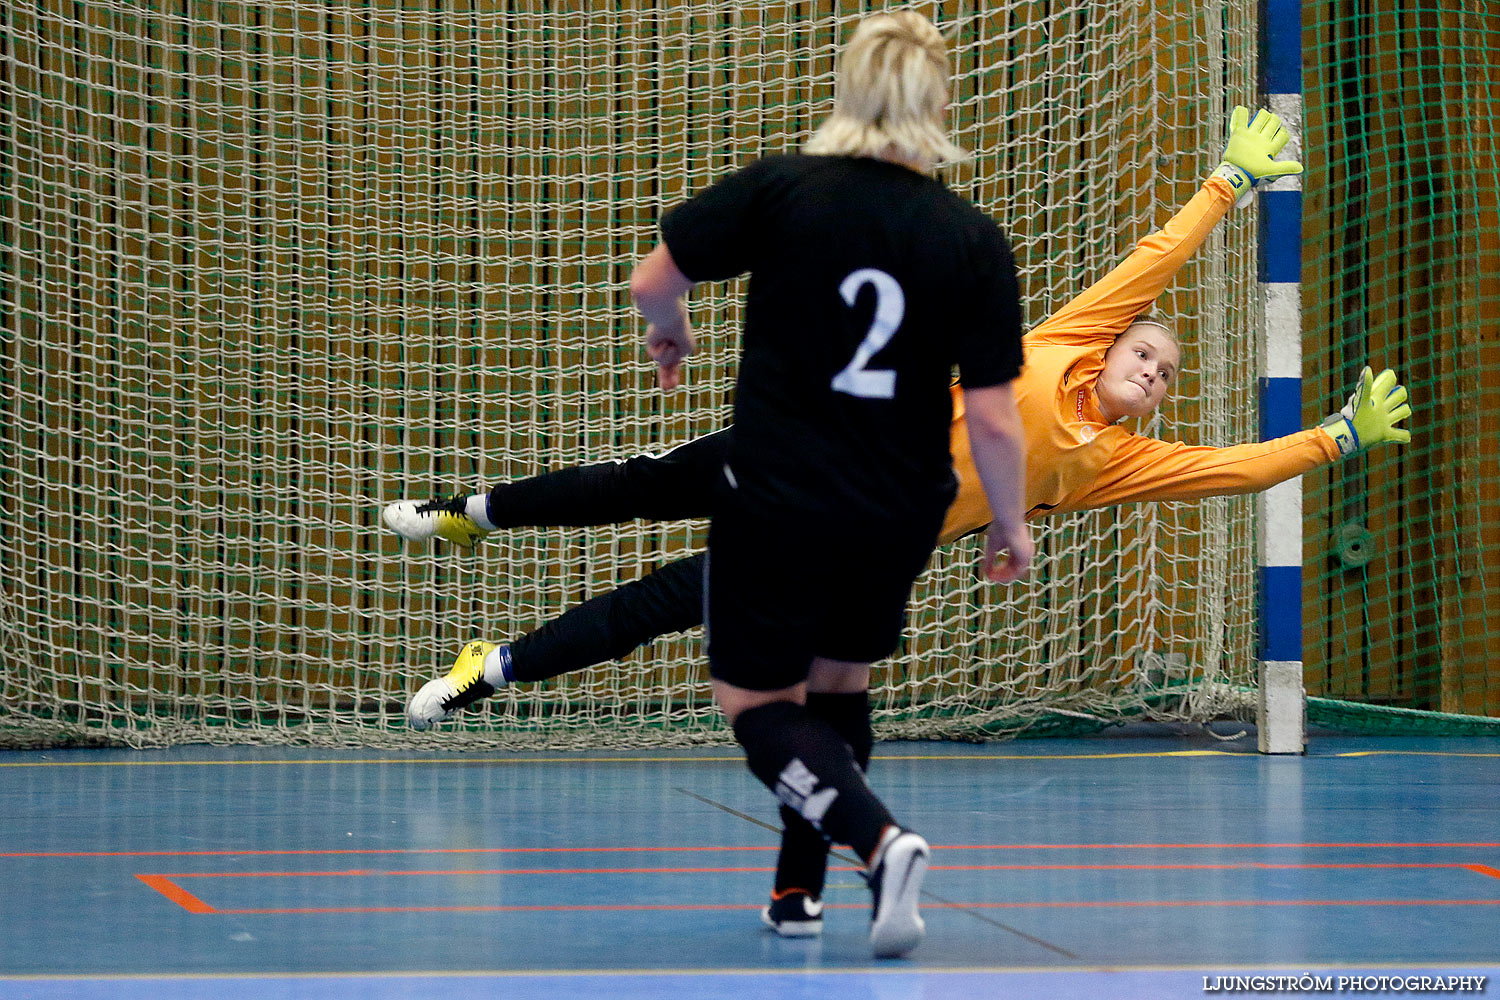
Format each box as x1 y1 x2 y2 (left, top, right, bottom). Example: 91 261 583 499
628 11 1031 958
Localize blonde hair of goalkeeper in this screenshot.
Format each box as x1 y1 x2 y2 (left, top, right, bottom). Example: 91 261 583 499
804 10 966 172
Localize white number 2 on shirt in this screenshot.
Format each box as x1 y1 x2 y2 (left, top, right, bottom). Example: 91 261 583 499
831 268 905 400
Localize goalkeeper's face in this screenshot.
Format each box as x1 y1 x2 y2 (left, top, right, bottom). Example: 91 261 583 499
1097 325 1179 421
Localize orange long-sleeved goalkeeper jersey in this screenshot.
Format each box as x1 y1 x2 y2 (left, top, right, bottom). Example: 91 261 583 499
938 175 1340 545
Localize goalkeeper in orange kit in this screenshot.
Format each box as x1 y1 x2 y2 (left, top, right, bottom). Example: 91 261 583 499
381 106 1411 937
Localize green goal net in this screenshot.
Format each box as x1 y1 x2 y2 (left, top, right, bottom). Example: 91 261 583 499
1301 2 1500 729
2 0 1282 748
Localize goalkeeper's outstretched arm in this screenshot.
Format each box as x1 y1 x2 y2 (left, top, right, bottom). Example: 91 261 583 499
1061 366 1414 514
1026 105 1301 351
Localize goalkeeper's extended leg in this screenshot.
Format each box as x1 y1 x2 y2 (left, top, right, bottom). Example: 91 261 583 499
487 430 729 527
406 554 706 728
383 429 730 549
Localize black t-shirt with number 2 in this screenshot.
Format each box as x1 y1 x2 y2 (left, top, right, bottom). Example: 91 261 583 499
660 154 1023 525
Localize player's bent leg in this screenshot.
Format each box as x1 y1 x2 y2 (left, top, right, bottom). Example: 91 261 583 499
765 690 876 936
718 681 894 866
806 690 874 766
407 641 513 730
801 659 927 957
382 495 491 549
710 512 923 954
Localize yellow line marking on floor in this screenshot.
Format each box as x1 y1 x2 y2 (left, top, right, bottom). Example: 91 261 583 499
3 748 1496 767
1328 750 1500 758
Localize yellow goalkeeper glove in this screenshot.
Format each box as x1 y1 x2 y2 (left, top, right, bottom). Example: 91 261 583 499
1320 366 1413 457
1213 105 1304 207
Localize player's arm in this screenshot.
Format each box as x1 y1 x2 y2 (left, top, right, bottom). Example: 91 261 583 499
963 382 1032 582
639 158 770 390
630 243 695 390
1027 106 1300 350
1068 367 1411 511
952 213 1029 578
1075 430 1338 511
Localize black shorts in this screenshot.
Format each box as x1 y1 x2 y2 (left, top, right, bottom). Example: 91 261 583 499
704 495 946 692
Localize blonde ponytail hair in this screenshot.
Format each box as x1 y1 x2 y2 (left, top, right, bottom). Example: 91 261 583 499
804 10 966 171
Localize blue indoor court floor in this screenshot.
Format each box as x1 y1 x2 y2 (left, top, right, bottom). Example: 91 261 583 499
2 732 1498 999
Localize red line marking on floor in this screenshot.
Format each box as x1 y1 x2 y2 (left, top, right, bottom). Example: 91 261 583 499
198 899 1500 915
156 866 783 879
930 862 1494 873
136 859 1500 914
134 874 217 914
144 861 1497 879
12 840 1499 859
215 904 771 914
948 900 1500 910
1 846 777 859
936 842 1500 851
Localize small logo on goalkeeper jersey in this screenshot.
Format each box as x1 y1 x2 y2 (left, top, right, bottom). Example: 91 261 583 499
1075 388 1097 441
775 758 839 828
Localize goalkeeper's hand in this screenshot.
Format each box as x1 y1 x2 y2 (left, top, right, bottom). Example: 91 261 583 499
1213 105 1303 208
1320 366 1413 457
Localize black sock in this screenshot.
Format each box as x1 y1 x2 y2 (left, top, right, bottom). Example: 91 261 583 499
808 691 873 769
773 692 874 897
732 701 893 864
774 808 831 899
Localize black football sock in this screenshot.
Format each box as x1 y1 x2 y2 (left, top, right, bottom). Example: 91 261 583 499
773 692 875 897
732 701 893 865
808 691 874 769
773 807 830 899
